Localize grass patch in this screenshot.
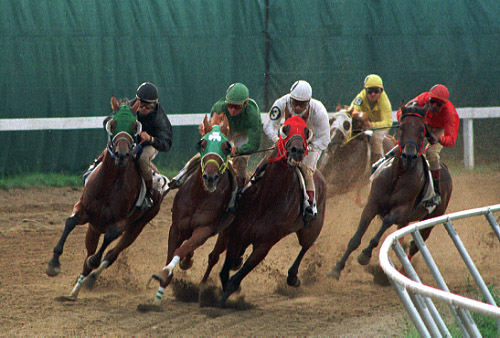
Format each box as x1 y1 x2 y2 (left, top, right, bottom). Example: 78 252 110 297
402 282 500 337
0 168 180 189
0 172 83 189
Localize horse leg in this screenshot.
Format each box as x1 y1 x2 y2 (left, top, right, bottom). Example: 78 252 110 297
46 210 86 277
287 247 309 287
329 206 377 280
66 225 100 300
201 232 228 284
358 213 398 265
81 221 126 289
408 227 434 261
217 244 272 308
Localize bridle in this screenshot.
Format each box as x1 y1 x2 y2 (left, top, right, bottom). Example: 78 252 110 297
398 112 426 157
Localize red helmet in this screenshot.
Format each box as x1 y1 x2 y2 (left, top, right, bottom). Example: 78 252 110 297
429 84 449 103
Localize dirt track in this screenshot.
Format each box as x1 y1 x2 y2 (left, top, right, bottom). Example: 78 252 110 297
1 171 500 336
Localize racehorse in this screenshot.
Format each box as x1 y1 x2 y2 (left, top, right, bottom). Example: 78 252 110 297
329 102 452 280
318 108 371 205
208 115 327 308
45 96 166 300
147 113 236 305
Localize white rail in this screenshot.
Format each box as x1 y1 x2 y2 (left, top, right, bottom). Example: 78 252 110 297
1 107 500 169
380 204 500 337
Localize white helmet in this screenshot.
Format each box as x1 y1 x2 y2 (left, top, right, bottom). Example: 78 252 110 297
290 80 312 101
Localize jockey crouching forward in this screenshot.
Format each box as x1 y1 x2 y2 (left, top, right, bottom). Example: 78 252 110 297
169 82 261 190
396 84 459 207
86 82 173 209
263 80 330 221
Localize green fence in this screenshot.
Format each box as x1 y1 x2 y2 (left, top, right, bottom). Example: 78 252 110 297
1 0 499 175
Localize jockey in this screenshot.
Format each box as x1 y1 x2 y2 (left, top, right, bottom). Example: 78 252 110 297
131 82 173 209
397 84 459 207
210 83 262 188
349 74 393 165
263 80 330 221
168 83 261 190
86 82 173 209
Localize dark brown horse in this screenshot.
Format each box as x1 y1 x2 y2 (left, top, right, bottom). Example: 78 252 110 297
318 108 371 205
46 97 165 300
329 103 452 280
207 115 327 308
147 113 236 305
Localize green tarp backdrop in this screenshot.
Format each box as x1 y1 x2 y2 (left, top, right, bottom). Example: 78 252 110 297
1 0 499 175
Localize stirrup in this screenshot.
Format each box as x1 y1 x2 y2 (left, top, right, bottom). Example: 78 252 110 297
303 201 317 223
140 191 154 210
424 194 441 207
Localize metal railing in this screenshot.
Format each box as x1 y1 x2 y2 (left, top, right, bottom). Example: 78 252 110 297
380 204 500 337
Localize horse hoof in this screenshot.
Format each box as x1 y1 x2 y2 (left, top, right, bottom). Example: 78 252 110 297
147 272 167 288
87 255 101 269
46 264 61 277
357 252 371 265
54 295 77 302
327 267 340 280
179 258 193 270
286 275 301 287
82 273 97 290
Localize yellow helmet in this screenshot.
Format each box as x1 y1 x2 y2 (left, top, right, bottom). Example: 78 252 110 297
364 74 383 89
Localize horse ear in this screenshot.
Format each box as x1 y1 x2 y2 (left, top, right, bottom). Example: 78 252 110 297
130 99 140 114
199 115 210 135
111 96 120 112
399 100 406 111
220 113 230 135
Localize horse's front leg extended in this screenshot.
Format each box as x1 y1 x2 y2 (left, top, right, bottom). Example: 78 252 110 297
357 212 399 265
287 246 309 287
46 210 87 277
329 206 377 280
201 232 227 284
217 244 272 308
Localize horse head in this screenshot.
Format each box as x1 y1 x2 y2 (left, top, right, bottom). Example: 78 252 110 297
105 96 141 167
398 101 427 169
197 113 232 192
274 115 312 166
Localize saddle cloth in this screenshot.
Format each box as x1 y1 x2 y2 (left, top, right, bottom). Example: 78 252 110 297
369 156 436 214
84 165 169 207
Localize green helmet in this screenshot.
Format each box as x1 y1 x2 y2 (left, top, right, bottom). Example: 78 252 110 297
225 83 249 105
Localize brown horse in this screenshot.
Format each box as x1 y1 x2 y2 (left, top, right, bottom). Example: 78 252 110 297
147 113 236 305
207 115 327 308
329 103 452 280
46 97 165 300
318 109 371 205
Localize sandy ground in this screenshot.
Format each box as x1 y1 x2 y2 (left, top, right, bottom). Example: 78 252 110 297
1 170 500 337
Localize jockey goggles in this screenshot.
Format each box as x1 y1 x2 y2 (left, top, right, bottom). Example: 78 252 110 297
198 125 230 173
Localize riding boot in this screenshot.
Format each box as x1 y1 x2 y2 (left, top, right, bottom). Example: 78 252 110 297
142 179 154 210
428 169 441 206
168 154 200 190
371 146 397 174
83 153 105 182
303 190 318 224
